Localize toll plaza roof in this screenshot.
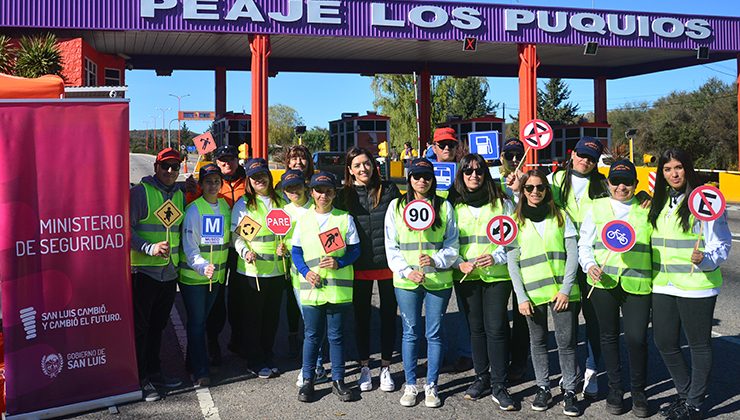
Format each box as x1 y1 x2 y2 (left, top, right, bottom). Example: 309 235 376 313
2 0 739 79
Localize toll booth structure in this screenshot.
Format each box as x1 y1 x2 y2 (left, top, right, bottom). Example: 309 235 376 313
447 115 505 151
543 122 612 163
329 111 390 156
211 112 252 150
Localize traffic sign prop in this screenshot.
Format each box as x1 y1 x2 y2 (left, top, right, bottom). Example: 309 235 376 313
468 131 500 160
403 199 435 231
237 215 262 242
266 209 293 236
319 227 346 254
588 220 636 298
155 199 182 229
687 185 726 274
433 162 456 191
201 215 225 245
486 215 518 246
515 119 554 173
193 131 216 155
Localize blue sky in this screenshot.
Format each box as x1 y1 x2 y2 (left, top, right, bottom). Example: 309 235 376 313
127 0 740 134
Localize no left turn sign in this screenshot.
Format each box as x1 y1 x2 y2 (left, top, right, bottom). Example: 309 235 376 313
688 185 726 222
519 119 553 150
486 215 518 246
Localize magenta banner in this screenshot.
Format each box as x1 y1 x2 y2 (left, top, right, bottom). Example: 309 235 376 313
0 100 140 416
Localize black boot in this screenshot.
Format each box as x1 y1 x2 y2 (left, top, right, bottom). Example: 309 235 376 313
464 373 491 400
606 387 625 415
332 380 352 402
631 389 650 418
298 379 314 403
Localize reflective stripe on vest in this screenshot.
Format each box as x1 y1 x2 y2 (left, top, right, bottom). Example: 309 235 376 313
298 208 354 306
393 200 452 291
454 203 510 283
131 182 183 267
589 198 653 294
179 197 232 286
518 215 580 306
652 202 722 290
236 197 287 277
551 170 594 231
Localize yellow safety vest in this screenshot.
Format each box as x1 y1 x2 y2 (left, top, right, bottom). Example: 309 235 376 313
284 198 314 289
551 170 597 231
236 196 287 278
178 197 231 286
454 202 509 283
131 182 183 267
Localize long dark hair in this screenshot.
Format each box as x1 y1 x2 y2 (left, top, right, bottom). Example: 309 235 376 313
515 169 564 227
283 145 314 178
648 148 701 232
397 173 443 230
245 171 281 210
453 153 507 209
557 154 609 204
343 147 382 209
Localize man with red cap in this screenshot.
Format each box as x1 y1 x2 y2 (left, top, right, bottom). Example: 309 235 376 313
432 127 460 164
130 148 185 402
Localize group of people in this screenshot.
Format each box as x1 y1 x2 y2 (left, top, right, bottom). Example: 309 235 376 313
130 128 730 420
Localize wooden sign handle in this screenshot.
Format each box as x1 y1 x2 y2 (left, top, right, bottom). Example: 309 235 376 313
689 222 704 275
587 250 612 299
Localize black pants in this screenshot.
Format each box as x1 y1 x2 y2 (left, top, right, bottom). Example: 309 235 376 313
577 269 602 367
510 292 530 370
206 249 240 350
131 272 177 381
653 293 716 408
590 285 651 392
353 279 397 362
457 280 512 385
285 273 301 334
237 273 284 369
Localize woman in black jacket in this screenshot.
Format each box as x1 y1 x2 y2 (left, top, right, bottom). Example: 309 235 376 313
336 147 401 393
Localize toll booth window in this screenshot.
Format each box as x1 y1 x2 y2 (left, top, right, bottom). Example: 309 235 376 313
492 123 503 133
330 123 338 135
318 154 345 166
566 138 579 153
584 128 597 137
376 120 387 131
476 122 492 131
598 128 609 137
345 122 354 133
84 58 97 86
358 120 375 131
565 128 580 138
460 123 473 135
554 139 565 160
540 144 552 160
229 120 250 133
104 68 121 86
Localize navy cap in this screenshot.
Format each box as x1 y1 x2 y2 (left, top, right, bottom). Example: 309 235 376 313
608 159 637 184
281 169 306 189
199 163 222 180
574 136 604 161
502 138 525 154
214 145 238 160
245 158 269 177
309 171 337 189
408 158 435 177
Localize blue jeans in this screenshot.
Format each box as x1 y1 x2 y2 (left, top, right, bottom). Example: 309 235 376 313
180 282 221 379
302 303 351 381
395 286 452 386
294 287 324 367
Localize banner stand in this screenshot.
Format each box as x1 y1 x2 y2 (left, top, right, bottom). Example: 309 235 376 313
6 391 141 420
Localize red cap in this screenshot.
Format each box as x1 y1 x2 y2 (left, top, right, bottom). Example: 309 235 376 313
156 147 180 163
433 127 457 143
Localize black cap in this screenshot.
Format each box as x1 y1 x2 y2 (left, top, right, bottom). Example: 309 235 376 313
408 158 435 177
199 163 222 180
608 159 637 184
281 169 306 188
502 138 525 154
574 136 604 161
214 145 238 160
245 158 269 177
309 171 337 189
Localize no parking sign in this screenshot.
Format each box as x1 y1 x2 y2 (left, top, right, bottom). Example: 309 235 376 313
688 185 725 222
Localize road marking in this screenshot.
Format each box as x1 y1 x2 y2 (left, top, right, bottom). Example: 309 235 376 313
712 330 740 346
170 306 221 420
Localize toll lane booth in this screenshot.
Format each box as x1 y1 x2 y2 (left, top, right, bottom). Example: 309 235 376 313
447 115 505 149
329 112 390 156
212 112 252 150
542 122 611 163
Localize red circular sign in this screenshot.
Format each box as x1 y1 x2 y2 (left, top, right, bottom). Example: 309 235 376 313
600 220 636 253
265 208 293 235
519 119 553 150
688 185 726 222
403 199 435 231
486 215 518 246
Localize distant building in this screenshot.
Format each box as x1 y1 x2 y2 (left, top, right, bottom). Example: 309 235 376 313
329 111 390 155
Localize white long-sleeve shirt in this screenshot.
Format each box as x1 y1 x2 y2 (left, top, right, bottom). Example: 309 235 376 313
384 198 459 279
230 195 275 261
578 197 635 273
181 200 224 277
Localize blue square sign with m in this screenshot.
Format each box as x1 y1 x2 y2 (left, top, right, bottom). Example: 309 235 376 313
201 215 225 245
468 131 500 160
433 162 457 191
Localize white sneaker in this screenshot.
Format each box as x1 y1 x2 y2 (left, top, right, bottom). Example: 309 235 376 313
424 383 441 408
358 366 372 391
583 368 598 399
296 370 303 387
400 384 418 407
379 366 395 392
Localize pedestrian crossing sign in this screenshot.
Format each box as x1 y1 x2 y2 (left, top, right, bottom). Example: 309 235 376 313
155 199 183 228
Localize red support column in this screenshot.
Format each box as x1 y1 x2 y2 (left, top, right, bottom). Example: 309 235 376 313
419 68 432 153
215 67 226 118
736 54 739 170
249 35 271 159
518 44 539 167
594 77 607 124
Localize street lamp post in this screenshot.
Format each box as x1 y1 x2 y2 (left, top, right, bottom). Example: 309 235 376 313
167 118 180 149
149 115 157 151
156 107 171 150
169 93 190 152
144 120 150 151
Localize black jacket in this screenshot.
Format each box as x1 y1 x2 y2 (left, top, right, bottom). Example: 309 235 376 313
336 181 401 271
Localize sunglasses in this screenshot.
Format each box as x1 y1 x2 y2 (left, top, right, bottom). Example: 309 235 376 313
436 141 457 150
576 152 597 164
462 167 484 176
411 173 434 181
159 162 180 171
503 152 524 161
524 184 547 193
609 177 636 186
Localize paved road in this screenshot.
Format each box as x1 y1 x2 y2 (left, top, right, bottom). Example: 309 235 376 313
129 153 195 185
104 157 739 420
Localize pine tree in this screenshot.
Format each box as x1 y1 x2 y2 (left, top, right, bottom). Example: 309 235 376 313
537 78 580 125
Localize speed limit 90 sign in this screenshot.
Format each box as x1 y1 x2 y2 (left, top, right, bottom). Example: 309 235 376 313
403 199 436 231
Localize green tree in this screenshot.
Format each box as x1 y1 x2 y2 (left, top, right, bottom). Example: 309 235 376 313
0 35 15 74
371 74 418 151
269 104 304 146
537 78 580 125
301 126 329 152
13 34 64 79
447 77 498 120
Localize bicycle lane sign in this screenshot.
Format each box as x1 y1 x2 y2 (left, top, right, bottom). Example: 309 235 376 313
601 220 636 253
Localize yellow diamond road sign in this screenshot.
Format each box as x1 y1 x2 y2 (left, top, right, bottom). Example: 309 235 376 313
237 215 262 242
155 199 183 228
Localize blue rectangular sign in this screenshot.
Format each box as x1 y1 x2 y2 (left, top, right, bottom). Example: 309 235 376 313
433 162 457 192
201 215 224 245
468 131 500 160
